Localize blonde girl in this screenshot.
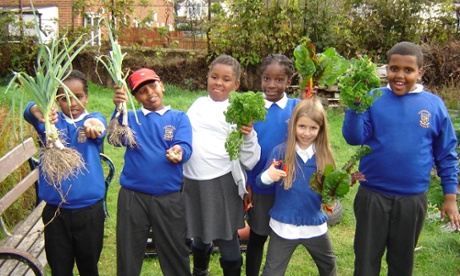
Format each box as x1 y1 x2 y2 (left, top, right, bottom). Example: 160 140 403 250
256 98 338 276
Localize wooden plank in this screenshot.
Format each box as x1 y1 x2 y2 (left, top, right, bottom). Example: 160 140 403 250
0 248 43 276
10 245 44 275
0 202 45 275
14 215 44 254
0 138 37 183
1 202 45 249
2 215 46 276
0 250 44 275
11 237 44 275
1 258 26 275
0 169 39 216
0 139 46 276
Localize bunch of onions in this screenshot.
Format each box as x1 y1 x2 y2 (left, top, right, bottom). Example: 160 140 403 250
96 19 138 148
5 20 90 199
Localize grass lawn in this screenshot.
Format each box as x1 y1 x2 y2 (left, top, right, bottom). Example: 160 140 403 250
1 82 459 275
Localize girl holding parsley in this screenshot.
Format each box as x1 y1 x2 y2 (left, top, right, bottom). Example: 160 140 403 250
256 98 338 276
183 55 260 275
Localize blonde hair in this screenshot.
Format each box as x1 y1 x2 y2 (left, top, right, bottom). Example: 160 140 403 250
282 98 336 189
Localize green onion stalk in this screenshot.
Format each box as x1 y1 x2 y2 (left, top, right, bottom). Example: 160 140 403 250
5 14 90 199
96 19 138 148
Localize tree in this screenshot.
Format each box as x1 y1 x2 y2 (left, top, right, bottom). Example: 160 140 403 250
339 0 457 62
207 0 303 67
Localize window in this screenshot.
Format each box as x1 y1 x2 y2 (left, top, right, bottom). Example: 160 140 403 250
84 12 101 46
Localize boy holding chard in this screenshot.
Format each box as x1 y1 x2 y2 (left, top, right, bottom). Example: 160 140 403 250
342 41 459 276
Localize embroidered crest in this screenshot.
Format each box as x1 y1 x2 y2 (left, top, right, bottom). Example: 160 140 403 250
164 125 176 141
418 110 430 128
77 127 87 143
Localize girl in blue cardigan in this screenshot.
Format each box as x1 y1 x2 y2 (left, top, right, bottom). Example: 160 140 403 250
244 54 300 276
256 98 338 276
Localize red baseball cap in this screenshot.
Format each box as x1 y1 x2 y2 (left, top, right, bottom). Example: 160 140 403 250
127 68 161 91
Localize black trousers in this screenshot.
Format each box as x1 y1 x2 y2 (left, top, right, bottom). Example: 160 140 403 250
353 186 427 276
262 230 337 276
42 200 105 276
116 187 191 276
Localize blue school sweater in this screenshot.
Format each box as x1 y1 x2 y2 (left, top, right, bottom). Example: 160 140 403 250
256 144 328 226
247 97 300 195
112 107 192 196
24 102 107 209
342 86 459 196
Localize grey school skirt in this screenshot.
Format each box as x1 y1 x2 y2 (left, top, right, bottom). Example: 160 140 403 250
183 172 245 244
247 193 275 236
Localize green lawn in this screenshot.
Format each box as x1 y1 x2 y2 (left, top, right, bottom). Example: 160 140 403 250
1 82 459 275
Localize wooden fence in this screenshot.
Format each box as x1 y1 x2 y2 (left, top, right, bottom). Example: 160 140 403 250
118 27 206 50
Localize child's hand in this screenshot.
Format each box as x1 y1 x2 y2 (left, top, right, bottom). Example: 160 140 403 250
166 145 183 163
244 185 253 211
113 85 128 106
240 123 253 136
267 159 287 182
31 104 58 124
84 118 106 139
440 194 460 230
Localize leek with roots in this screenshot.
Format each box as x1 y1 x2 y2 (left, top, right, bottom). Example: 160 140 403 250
96 19 138 148
5 18 91 197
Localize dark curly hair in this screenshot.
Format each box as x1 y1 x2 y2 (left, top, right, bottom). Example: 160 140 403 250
62 70 88 94
260 54 295 79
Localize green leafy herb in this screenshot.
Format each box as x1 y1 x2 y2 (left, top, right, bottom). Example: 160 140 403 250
338 55 382 113
224 91 267 160
309 145 372 210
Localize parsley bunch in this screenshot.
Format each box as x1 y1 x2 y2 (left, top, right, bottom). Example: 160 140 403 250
338 55 382 113
224 91 267 160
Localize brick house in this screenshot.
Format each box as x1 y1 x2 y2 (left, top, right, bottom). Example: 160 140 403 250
0 0 175 44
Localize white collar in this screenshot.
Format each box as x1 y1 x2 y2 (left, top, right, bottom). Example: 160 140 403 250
264 93 288 109
296 143 315 163
141 105 171 116
386 83 424 94
64 110 89 123
207 95 229 104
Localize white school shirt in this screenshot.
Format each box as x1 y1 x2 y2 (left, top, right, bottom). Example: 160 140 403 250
184 96 260 198
263 92 288 109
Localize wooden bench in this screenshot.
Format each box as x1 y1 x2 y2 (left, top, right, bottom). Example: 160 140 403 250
0 137 115 275
0 137 45 276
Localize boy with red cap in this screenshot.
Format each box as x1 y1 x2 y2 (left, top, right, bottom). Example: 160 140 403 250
109 68 193 275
